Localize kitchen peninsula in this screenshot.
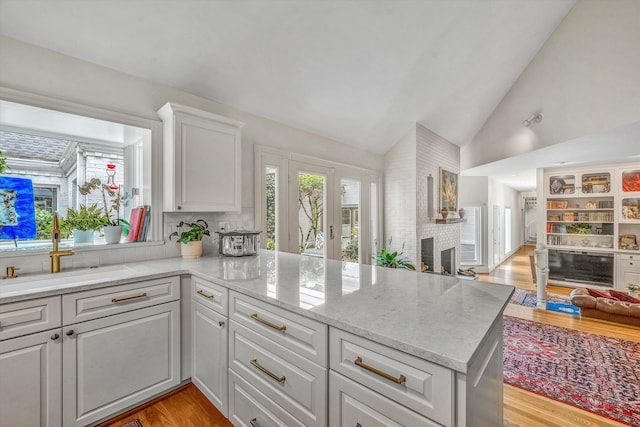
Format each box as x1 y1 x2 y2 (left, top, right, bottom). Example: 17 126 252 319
0 250 514 427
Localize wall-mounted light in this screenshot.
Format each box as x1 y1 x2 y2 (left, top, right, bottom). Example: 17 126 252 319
522 112 543 127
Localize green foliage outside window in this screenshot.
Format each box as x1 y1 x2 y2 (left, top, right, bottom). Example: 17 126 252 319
0 150 6 174
36 208 53 240
266 172 276 250
298 174 324 251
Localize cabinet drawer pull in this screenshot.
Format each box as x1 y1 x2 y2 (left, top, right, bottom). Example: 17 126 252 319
66 329 74 336
250 418 258 427
51 333 60 340
111 292 148 303
197 289 215 300
250 313 286 331
250 358 286 383
354 356 407 385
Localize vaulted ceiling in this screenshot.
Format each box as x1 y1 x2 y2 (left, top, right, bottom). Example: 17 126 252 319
0 0 574 154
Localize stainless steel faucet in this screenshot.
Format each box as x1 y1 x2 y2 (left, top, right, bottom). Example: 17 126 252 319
50 212 73 273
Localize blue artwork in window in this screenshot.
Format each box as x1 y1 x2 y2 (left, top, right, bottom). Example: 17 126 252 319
0 176 37 240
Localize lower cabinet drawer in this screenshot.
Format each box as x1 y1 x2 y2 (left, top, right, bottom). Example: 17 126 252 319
0 296 61 341
330 327 453 426
229 320 326 427
228 369 305 427
62 276 180 324
329 371 440 427
192 276 228 315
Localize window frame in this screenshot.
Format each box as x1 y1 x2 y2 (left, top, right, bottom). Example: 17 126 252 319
0 86 163 248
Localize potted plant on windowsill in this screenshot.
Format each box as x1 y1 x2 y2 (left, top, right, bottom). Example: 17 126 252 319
61 203 108 244
169 219 211 259
78 164 130 244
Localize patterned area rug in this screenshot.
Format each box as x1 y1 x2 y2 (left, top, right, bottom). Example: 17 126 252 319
504 316 640 425
119 420 143 427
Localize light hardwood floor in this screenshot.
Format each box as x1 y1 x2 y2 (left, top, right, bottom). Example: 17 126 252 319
102 246 638 427
488 245 639 427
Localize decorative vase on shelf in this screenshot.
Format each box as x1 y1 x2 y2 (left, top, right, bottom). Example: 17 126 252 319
458 208 465 219
104 225 122 244
441 208 449 220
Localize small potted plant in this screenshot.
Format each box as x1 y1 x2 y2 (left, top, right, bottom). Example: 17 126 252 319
373 238 416 270
169 219 210 259
78 164 129 244
628 284 640 297
61 203 108 244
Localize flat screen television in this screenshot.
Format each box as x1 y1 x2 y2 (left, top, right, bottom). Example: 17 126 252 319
548 249 614 287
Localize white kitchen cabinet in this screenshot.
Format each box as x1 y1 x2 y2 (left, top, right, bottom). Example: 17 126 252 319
330 327 453 426
616 253 640 290
329 371 440 427
62 301 181 426
228 291 327 427
0 328 62 427
192 300 228 416
228 369 305 427
157 102 244 212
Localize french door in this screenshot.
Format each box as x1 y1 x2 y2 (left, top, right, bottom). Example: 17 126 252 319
255 148 378 263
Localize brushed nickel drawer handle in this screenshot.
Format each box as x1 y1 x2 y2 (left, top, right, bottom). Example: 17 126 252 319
112 292 148 303
250 358 286 383
197 289 215 300
354 356 407 385
250 313 286 331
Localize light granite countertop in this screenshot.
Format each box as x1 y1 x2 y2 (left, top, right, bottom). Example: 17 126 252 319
0 250 514 373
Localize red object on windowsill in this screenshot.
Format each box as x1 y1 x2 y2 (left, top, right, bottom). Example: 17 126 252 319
106 163 116 169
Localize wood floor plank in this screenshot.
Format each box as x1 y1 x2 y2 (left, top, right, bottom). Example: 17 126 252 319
99 384 232 427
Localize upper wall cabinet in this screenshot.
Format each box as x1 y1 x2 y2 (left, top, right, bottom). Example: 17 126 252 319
546 170 613 198
158 103 244 212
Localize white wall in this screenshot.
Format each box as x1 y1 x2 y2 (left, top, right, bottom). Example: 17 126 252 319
459 176 523 271
462 0 640 170
0 36 384 213
383 126 417 259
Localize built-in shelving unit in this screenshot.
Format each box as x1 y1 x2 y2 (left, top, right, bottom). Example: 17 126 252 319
544 163 640 289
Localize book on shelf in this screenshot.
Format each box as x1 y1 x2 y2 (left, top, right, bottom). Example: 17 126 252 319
140 206 150 242
126 206 147 242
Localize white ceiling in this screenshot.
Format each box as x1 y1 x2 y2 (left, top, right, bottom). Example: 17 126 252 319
462 120 640 191
0 0 574 154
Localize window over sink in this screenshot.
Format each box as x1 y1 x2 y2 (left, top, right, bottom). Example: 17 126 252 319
0 91 162 253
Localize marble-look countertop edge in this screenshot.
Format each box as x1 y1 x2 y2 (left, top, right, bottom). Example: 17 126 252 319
0 255 514 373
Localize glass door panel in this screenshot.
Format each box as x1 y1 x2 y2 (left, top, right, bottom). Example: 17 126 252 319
340 178 360 262
264 166 278 250
289 161 334 259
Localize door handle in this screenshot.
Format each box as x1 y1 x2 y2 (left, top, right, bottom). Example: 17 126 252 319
329 225 334 240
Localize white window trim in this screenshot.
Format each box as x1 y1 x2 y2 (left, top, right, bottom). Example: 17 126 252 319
254 145 382 264
0 86 163 243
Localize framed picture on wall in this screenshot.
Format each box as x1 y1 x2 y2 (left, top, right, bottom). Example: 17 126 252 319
439 167 458 211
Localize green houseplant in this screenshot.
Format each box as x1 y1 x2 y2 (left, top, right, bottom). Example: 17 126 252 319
78 173 129 243
61 203 107 243
374 238 416 270
169 219 210 259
